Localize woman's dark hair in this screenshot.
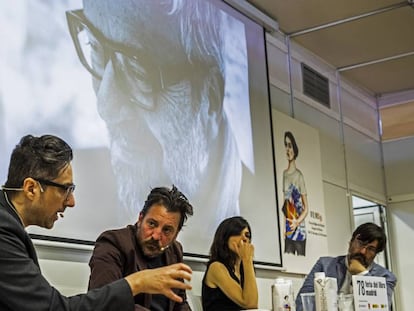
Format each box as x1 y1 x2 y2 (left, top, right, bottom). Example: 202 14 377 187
351 222 387 253
4 134 73 189
284 131 299 159
140 185 193 231
208 216 251 272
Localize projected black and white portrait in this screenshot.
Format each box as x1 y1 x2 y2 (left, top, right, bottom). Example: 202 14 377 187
1 0 281 264
66 0 254 237
0 0 107 164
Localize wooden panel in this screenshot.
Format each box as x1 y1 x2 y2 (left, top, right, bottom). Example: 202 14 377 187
342 55 414 94
248 0 401 33
247 0 414 140
293 7 414 67
380 101 414 140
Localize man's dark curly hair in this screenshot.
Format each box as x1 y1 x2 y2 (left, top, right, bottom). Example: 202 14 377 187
4 134 73 191
141 185 193 231
351 222 387 253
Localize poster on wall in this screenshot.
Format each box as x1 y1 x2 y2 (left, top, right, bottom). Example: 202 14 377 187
272 110 328 273
0 0 281 265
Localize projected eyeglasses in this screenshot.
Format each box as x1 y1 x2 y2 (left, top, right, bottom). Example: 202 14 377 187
66 9 213 111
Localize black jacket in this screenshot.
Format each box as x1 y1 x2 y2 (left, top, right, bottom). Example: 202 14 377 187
0 190 134 311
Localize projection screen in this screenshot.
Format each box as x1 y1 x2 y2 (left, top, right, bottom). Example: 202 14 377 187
0 0 281 266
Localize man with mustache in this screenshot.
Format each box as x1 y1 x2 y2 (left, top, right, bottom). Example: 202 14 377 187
295 222 397 311
0 135 192 310
88 185 194 311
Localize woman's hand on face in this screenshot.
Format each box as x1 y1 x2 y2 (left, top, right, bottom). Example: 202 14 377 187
238 240 254 261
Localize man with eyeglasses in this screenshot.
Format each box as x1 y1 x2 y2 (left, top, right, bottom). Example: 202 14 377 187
0 134 192 310
295 222 397 311
65 0 254 246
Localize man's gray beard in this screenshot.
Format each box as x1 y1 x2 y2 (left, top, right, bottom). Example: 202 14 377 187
107 81 220 220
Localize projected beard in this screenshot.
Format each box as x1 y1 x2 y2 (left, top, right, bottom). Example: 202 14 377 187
83 0 246 233
94 59 242 228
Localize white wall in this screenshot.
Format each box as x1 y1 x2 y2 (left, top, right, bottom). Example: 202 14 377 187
387 200 414 311
33 23 411 311
383 137 414 311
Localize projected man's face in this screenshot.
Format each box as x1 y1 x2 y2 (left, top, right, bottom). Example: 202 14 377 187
82 0 224 217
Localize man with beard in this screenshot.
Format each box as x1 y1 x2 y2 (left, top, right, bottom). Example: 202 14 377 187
295 223 397 311
0 135 192 310
88 185 194 311
65 0 254 249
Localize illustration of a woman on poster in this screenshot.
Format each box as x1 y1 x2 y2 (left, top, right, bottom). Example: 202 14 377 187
282 131 308 256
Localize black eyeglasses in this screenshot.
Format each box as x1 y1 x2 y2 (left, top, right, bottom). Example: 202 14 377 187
354 238 377 255
36 179 76 202
65 9 206 111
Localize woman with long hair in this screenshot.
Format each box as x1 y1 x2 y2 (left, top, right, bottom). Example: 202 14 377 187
202 216 258 310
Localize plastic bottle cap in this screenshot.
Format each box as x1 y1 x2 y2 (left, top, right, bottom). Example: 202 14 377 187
314 272 326 279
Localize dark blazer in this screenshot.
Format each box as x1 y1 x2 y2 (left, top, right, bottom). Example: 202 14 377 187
0 190 134 311
88 224 191 311
295 255 397 311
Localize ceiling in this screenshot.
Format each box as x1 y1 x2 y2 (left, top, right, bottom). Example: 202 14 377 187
246 0 414 141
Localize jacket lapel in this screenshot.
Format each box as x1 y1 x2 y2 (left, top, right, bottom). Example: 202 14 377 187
336 256 348 288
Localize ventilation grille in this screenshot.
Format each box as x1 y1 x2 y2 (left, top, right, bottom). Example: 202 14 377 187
302 63 330 108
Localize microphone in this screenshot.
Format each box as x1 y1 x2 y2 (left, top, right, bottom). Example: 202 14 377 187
160 244 170 252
